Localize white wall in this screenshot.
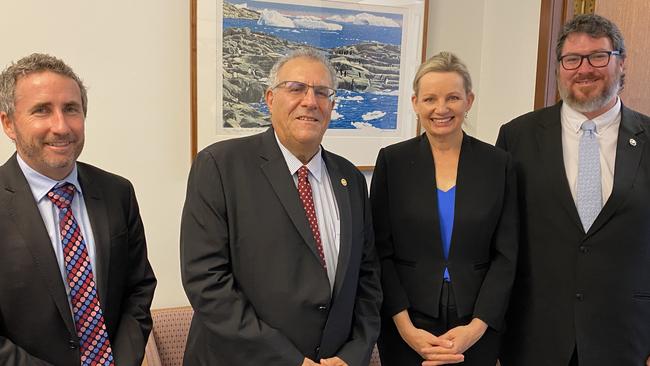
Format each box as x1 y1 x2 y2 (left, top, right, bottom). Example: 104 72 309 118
1 0 540 308
425 0 540 143
0 1 191 307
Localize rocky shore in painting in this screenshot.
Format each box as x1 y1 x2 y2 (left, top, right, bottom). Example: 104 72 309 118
222 27 301 128
221 1 402 128
223 2 260 20
223 28 400 128
330 43 401 94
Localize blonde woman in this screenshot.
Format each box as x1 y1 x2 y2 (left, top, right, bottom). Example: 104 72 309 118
370 52 517 365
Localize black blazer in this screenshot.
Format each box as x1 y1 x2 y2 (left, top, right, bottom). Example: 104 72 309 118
370 133 518 331
497 102 650 365
180 128 382 366
0 154 157 366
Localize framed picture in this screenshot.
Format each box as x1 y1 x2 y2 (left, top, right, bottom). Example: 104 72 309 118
191 0 429 168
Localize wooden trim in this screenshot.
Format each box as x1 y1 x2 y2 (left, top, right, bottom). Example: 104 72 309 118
534 0 575 109
534 0 561 109
414 0 430 137
190 0 198 160
421 0 430 64
534 0 553 109
574 0 596 15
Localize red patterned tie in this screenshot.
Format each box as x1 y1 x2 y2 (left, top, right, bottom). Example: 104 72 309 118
297 166 326 268
48 184 115 366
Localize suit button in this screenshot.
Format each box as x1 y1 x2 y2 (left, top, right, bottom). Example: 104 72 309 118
68 340 77 349
315 346 320 354
318 305 327 311
575 293 583 301
579 246 588 253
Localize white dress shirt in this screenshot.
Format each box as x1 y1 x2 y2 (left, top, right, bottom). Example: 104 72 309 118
275 133 340 291
561 97 621 205
17 155 98 305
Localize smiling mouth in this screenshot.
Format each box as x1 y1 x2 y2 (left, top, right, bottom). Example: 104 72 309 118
429 117 454 124
46 141 74 148
296 116 319 122
574 76 601 85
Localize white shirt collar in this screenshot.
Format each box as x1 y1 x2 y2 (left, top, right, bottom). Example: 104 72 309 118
16 154 82 202
562 97 621 134
274 131 323 183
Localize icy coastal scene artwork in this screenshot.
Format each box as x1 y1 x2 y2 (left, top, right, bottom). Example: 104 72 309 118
222 0 404 131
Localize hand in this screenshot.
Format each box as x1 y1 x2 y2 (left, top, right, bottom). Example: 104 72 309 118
423 318 488 359
392 310 463 364
403 327 462 361
302 357 320 366
319 356 348 366
646 355 650 366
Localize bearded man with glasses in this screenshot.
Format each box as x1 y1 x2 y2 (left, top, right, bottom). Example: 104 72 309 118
497 14 650 366
181 48 381 366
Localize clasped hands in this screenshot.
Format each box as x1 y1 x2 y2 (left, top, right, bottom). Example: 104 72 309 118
302 356 348 366
400 318 488 366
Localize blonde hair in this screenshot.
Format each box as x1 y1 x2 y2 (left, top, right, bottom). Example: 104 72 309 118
412 51 472 96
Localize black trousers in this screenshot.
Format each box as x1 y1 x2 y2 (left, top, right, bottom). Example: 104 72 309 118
377 282 501 366
569 346 579 366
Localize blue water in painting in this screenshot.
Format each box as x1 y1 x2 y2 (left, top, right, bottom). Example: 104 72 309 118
224 18 400 130
252 89 398 130
224 18 401 48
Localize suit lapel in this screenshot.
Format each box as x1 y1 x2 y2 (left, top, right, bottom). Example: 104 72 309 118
415 135 444 258
535 103 583 230
322 151 351 299
589 105 646 235
1 155 75 335
258 129 324 263
449 134 471 259
78 165 111 308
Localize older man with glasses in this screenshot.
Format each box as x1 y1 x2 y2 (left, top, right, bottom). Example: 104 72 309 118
497 14 650 366
180 48 382 366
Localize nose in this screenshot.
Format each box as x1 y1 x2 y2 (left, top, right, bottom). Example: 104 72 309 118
576 57 596 73
300 86 319 108
50 108 73 134
434 101 450 114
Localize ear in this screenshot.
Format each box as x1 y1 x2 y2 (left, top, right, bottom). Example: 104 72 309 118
264 88 274 113
466 91 475 111
411 94 418 109
0 112 16 141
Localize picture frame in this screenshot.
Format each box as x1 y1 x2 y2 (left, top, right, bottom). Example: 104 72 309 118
191 0 429 169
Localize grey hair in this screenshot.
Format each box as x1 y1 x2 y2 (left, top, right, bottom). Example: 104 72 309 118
556 14 626 61
413 51 472 96
268 48 338 89
0 53 88 117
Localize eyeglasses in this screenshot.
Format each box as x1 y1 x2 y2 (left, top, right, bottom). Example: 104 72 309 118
272 81 336 102
558 50 621 70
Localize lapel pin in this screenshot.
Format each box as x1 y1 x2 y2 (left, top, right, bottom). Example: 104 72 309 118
629 138 637 147
340 178 348 187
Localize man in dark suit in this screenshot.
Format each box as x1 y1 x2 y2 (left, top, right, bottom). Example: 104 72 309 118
0 53 156 366
180 48 382 366
497 14 650 366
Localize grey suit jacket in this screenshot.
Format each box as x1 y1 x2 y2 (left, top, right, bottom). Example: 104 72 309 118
0 154 157 366
497 102 650 365
180 127 382 366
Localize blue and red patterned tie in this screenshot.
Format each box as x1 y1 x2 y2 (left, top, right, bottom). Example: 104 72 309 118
48 183 114 366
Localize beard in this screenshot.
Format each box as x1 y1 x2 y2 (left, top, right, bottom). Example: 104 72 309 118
558 69 622 114
14 131 84 176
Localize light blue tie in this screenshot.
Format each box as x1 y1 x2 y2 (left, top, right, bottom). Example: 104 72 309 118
576 120 602 231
